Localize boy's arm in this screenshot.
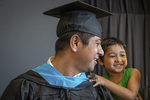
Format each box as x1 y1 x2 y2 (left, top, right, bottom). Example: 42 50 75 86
88 69 141 100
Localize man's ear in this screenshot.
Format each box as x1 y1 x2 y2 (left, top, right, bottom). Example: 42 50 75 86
70 34 80 52
97 57 104 65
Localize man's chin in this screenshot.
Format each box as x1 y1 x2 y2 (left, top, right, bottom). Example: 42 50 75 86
88 67 95 72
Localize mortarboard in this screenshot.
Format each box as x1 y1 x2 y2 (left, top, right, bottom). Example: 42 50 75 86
43 1 113 38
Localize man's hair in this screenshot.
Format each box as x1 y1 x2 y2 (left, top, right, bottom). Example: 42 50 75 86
100 37 126 62
55 31 95 55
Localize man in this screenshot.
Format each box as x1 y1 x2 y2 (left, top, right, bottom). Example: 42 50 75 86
0 1 113 100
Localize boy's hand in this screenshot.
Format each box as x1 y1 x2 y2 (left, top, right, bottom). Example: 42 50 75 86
87 73 105 87
134 93 143 100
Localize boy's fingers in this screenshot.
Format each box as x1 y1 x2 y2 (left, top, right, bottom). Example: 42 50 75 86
87 73 98 80
87 75 91 78
137 93 143 100
93 82 100 87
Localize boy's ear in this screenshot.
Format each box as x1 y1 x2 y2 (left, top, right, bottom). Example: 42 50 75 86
70 34 80 52
97 57 104 65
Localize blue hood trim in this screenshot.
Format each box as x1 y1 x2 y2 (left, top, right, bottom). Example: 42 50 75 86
32 63 89 88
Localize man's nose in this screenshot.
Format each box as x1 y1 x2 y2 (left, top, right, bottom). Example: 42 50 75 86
98 45 104 56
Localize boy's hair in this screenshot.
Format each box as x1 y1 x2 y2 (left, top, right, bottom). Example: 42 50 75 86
55 31 95 55
100 37 126 62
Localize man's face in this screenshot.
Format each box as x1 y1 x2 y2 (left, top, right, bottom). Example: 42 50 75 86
77 36 104 72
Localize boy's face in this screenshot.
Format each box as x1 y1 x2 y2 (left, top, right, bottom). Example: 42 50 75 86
77 36 104 72
102 44 127 73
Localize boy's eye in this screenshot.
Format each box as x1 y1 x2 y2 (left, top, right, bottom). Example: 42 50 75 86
121 54 125 57
109 55 115 58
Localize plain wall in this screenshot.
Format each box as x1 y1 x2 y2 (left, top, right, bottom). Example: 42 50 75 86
0 0 76 96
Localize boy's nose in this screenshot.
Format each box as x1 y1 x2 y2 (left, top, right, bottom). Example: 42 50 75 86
115 56 122 62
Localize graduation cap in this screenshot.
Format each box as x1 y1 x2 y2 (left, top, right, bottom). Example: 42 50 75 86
43 1 113 38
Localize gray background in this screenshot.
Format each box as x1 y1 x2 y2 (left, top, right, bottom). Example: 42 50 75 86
0 0 76 96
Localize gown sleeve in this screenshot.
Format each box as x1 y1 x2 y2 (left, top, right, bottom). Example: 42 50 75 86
0 78 33 100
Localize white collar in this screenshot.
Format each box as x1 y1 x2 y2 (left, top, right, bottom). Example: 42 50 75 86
47 56 81 77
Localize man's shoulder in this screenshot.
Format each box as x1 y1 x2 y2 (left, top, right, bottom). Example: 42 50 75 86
13 69 49 85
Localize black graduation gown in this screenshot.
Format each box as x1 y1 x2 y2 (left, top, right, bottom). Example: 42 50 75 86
0 70 113 100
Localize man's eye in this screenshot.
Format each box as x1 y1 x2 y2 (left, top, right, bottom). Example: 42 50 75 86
96 43 100 45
